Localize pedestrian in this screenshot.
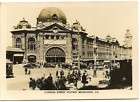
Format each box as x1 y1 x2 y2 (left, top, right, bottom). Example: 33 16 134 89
36 77 44 90
93 68 97 77
59 75 67 90
28 69 31 75
84 69 88 76
56 70 58 77
60 70 64 77
87 77 92 86
106 71 110 79
55 76 60 89
81 73 88 87
46 74 56 90
25 68 28 75
77 70 81 80
67 72 71 84
42 78 48 90
29 78 36 90
73 74 78 88
55 64 58 69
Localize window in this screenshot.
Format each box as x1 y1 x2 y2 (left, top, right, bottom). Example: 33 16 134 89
61 36 65 39
16 38 22 48
45 35 49 39
73 56 78 59
28 37 35 51
82 39 85 44
56 35 59 40
82 45 85 48
51 35 54 39
46 47 65 57
82 52 85 56
18 25 22 29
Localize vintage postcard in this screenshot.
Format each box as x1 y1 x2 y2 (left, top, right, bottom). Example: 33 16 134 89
0 1 138 100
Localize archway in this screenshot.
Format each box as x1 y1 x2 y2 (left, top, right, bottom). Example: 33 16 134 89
45 47 65 64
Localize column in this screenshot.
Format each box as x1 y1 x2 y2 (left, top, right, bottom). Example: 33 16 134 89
37 33 44 64
21 34 25 50
66 33 72 64
12 35 15 48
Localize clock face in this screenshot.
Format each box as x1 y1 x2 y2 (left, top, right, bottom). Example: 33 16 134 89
53 29 58 33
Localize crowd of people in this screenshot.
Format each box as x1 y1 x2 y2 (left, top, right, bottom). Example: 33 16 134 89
28 68 94 90
27 61 112 90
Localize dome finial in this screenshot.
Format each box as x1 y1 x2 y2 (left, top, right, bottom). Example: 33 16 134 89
75 19 80 25
126 29 130 33
22 17 26 21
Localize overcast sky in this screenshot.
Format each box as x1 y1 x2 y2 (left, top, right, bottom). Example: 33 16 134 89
4 1 137 46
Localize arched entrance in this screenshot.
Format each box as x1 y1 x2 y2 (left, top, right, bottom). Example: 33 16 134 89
45 47 65 64
28 55 36 63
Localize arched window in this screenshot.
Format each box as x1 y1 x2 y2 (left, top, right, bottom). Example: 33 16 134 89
52 14 58 21
16 38 22 48
61 35 65 39
46 47 65 57
45 35 49 39
56 35 59 40
45 47 65 63
51 35 54 39
28 37 36 51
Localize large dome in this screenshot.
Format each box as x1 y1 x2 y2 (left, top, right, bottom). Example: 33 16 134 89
38 7 67 24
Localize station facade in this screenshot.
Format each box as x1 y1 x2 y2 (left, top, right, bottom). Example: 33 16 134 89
10 7 132 65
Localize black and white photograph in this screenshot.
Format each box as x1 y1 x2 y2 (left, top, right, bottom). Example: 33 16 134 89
0 1 138 100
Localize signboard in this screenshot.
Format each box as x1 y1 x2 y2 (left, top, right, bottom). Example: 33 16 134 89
44 40 66 44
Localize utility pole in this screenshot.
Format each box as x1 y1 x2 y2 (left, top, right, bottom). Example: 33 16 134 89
77 28 80 69
94 36 97 67
93 35 97 77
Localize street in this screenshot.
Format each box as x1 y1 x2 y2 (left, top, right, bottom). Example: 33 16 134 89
7 64 109 90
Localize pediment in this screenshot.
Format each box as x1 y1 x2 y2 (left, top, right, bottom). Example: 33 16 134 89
40 23 72 33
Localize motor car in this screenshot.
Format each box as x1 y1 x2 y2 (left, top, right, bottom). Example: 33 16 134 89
97 79 110 89
23 63 39 68
43 63 55 68
62 63 72 69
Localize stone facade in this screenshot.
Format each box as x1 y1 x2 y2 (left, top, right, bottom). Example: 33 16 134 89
11 7 132 64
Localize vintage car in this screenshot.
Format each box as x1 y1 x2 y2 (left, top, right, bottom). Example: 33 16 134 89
97 78 110 89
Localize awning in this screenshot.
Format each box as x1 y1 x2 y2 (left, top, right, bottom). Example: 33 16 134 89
82 59 93 61
7 46 24 52
28 55 36 58
14 54 24 57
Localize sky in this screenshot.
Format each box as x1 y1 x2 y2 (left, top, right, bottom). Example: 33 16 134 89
4 1 137 46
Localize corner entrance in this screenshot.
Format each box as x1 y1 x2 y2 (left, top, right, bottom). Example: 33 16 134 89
45 47 65 64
